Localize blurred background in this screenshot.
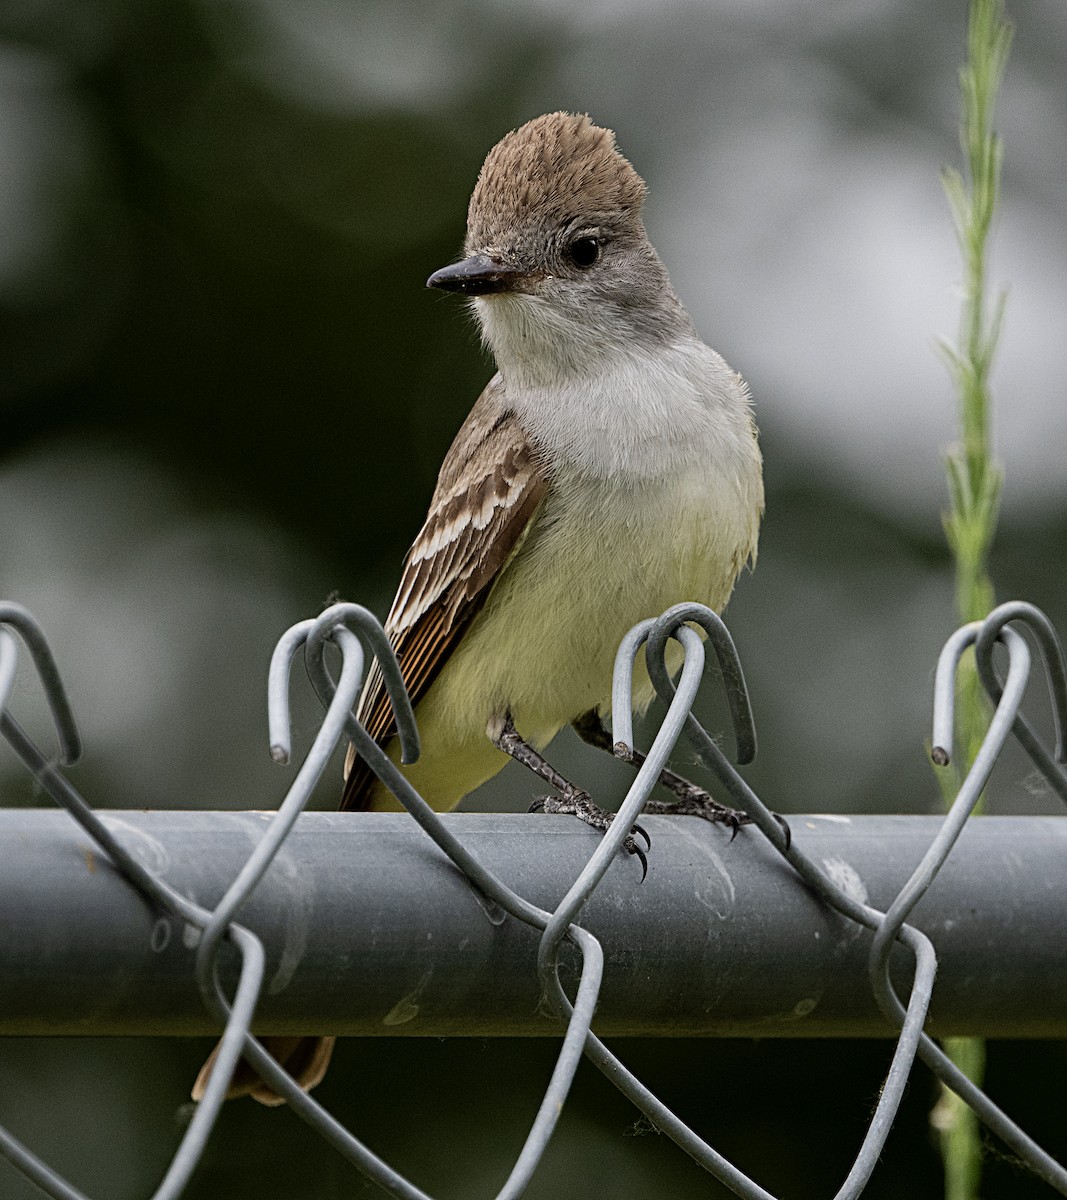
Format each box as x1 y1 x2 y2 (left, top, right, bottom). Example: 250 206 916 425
1 0 1066 1196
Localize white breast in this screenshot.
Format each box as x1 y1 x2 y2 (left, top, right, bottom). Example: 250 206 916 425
425 333 763 744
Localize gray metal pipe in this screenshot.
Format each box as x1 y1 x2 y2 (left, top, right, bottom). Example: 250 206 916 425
1 809 1064 1038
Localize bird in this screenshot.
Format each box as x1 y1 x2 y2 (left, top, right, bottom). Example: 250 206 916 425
193 111 763 1107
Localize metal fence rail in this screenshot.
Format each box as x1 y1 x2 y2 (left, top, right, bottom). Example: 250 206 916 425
1 597 1066 1200
2 810 1066 1040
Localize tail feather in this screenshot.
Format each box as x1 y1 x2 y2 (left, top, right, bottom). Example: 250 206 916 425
191 1035 337 1107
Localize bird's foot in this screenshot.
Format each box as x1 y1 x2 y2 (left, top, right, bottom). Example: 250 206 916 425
530 789 651 880
643 783 749 837
643 784 792 849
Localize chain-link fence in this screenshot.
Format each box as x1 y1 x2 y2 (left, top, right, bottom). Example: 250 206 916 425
1 598 1065 1199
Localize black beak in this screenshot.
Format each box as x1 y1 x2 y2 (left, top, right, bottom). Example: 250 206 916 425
426 254 529 296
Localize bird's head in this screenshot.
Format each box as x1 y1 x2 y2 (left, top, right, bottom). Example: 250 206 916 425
427 112 688 383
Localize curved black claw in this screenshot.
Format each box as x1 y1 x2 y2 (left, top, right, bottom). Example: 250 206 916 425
625 823 651 882
631 822 651 852
708 804 791 850
719 807 791 850
529 790 651 879
625 836 649 882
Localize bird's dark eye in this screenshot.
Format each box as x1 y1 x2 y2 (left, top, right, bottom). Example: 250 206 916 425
567 236 601 268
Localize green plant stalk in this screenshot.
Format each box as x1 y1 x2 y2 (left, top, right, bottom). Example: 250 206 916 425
932 1035 988 1200
935 1 1012 1197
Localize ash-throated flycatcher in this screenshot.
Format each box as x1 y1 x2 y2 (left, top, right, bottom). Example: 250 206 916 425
194 111 763 1106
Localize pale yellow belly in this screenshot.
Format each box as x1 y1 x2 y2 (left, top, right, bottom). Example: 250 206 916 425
367 471 756 811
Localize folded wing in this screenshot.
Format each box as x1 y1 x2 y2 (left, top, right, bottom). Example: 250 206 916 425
340 378 546 810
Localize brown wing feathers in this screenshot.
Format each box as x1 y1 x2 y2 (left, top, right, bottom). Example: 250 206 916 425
340 383 545 811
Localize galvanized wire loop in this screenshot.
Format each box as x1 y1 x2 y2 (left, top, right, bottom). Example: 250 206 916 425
930 621 982 766
931 602 1067 784
976 601 1067 760
303 601 420 765
267 618 316 764
536 626 707 987
0 603 81 766
0 630 17 718
609 616 656 754
609 606 939 1198
974 602 1067 801
647 603 757 764
873 624 1032 978
192 621 366 1085
622 610 788 857
610 604 756 765
296 615 628 1199
0 604 273 1200
886 617 1067 1192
